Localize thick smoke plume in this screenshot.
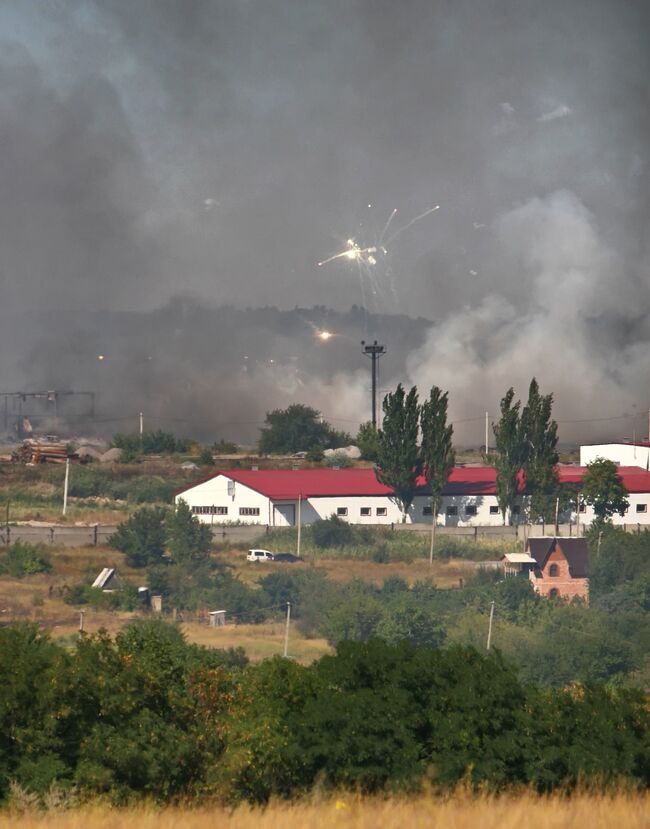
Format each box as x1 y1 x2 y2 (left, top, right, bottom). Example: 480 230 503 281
1 1 650 445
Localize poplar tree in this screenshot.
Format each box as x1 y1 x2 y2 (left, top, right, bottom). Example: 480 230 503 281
420 386 455 523
375 384 422 522
493 388 527 525
521 378 560 522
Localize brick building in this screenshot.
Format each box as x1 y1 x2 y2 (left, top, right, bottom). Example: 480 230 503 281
526 537 589 601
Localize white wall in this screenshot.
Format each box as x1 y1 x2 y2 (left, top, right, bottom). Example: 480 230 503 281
175 474 270 525
177 474 650 529
580 443 650 469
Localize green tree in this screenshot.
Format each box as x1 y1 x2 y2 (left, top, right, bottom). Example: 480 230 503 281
166 499 212 565
420 386 455 555
109 506 167 568
493 388 527 524
375 384 422 521
311 514 354 548
257 404 351 454
355 421 381 461
581 458 630 523
197 446 215 466
520 378 560 522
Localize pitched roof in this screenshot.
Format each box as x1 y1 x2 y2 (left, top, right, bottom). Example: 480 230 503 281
526 537 589 578
174 465 650 500
92 567 120 589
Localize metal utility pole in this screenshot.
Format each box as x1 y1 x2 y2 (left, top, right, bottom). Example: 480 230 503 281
361 340 386 428
283 601 291 657
485 411 489 456
297 494 302 557
78 609 85 634
139 412 144 435
62 457 70 516
486 600 495 651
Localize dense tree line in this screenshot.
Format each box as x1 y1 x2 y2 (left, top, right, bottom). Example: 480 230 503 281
1 621 648 807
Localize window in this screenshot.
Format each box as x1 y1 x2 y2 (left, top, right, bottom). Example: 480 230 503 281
192 506 228 515
239 507 260 516
512 505 520 516
423 506 433 516
376 507 387 517
549 588 559 599
465 505 477 516
578 503 586 513
549 563 559 577
446 506 458 516
636 503 647 513
337 507 348 517
489 505 499 515
360 507 371 516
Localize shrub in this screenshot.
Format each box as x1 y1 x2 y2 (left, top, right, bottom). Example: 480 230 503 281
0 541 52 578
109 506 168 568
198 447 215 466
324 452 352 468
212 439 239 455
311 515 354 548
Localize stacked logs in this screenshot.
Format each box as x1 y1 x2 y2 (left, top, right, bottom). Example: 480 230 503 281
11 441 79 465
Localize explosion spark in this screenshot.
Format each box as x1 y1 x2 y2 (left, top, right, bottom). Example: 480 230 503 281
317 205 439 269
317 330 333 341
318 239 379 268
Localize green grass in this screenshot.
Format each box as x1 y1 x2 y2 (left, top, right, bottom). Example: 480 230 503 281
254 525 518 563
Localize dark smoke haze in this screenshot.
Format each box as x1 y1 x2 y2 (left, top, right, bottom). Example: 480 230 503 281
1 1 650 445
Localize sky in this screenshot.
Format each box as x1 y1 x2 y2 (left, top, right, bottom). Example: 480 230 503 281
1 0 650 444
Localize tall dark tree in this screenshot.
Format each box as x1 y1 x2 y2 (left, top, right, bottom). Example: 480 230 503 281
520 378 560 522
375 384 421 522
582 459 630 523
420 386 455 557
493 388 527 525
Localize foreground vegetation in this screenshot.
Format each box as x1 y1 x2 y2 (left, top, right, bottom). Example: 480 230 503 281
3 791 650 828
1 620 649 808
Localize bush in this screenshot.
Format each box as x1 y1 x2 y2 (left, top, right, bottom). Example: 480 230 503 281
211 439 239 455
0 541 52 578
198 447 215 466
324 452 352 468
111 430 191 459
109 506 168 568
311 515 354 548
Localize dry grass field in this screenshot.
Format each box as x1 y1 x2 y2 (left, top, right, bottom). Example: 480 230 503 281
221 551 475 590
2 792 649 829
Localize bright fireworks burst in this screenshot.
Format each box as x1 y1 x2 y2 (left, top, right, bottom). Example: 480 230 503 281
317 205 439 269
316 204 440 310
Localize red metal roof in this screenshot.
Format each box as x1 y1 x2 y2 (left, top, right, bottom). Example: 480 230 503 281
175 465 650 500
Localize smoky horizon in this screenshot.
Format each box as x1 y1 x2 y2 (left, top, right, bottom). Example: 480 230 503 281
1 1 649 445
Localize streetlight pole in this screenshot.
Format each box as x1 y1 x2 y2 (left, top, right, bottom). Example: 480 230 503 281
361 340 386 428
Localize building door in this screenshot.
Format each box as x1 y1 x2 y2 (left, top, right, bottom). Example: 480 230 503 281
274 503 295 526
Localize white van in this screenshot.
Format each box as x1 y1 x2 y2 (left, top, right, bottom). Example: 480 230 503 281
247 548 275 562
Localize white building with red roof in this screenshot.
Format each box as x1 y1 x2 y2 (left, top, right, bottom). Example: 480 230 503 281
174 465 650 528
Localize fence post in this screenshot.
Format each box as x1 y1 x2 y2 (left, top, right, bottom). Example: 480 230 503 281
49 527 55 544
93 525 98 546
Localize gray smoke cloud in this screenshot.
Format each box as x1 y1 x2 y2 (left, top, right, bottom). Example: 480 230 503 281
1 1 649 444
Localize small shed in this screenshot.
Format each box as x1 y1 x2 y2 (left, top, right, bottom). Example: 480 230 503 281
92 567 122 592
501 552 536 577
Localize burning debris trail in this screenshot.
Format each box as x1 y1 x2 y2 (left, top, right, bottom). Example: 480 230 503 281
317 204 440 270
385 205 440 244
317 240 381 268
